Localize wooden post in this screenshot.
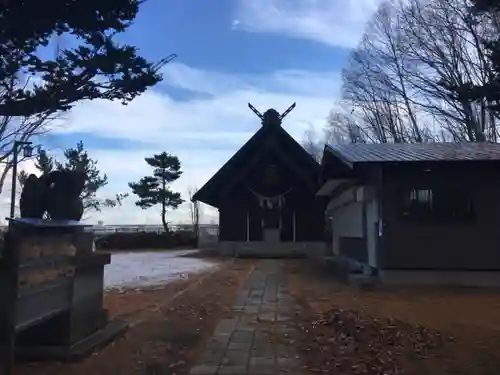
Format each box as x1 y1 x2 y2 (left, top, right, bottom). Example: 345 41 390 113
292 211 296 242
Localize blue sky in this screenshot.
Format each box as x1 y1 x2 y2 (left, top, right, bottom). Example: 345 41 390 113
120 0 349 73
9 0 381 225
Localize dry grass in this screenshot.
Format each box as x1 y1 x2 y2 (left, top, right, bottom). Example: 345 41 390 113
14 259 255 375
284 261 500 375
103 259 221 323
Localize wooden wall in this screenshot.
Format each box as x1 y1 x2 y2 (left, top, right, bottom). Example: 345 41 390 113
380 162 500 270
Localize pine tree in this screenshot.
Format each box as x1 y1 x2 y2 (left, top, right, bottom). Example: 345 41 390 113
128 152 184 231
0 0 175 117
0 0 176 194
19 141 127 213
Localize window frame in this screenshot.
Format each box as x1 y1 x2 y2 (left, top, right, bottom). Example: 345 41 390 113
397 186 475 223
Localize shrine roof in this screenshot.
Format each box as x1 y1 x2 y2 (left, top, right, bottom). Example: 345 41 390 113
192 117 320 207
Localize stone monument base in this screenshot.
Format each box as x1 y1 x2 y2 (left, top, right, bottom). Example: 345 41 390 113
15 319 128 362
1 218 129 368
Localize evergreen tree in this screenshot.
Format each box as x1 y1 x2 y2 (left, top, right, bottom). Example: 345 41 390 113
128 152 184 231
19 141 127 213
465 1 500 113
0 0 175 117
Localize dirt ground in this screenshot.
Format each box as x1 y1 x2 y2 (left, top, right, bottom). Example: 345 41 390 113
14 257 500 375
14 259 255 375
284 261 500 375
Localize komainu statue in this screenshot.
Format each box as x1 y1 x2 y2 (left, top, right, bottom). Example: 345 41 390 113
19 174 46 219
19 170 86 221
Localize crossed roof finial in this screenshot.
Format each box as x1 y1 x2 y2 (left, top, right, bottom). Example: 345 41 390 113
247 102 296 127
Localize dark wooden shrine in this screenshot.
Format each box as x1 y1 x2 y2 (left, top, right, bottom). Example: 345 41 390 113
0 219 127 375
193 103 326 257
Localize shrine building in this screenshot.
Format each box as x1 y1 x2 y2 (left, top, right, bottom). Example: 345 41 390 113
192 103 326 257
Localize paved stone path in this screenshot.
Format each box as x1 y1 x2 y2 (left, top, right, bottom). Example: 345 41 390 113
189 259 303 375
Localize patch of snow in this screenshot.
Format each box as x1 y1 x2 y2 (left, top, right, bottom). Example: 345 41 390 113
104 249 217 290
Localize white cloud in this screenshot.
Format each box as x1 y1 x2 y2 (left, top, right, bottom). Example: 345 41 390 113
231 19 241 29
0 62 341 226
233 0 383 48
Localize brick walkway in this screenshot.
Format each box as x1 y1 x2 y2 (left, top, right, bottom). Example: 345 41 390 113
189 259 303 375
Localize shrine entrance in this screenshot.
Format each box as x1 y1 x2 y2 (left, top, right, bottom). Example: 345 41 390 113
248 187 295 243
263 208 280 243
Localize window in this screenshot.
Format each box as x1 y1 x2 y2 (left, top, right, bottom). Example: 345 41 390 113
399 188 474 221
400 188 433 217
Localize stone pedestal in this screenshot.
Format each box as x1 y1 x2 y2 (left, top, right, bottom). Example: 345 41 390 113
0 218 128 374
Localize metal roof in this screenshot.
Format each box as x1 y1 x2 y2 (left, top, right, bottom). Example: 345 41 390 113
325 142 500 164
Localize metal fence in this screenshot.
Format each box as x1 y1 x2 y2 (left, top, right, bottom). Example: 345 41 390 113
0 223 221 249
86 223 218 235
197 225 219 249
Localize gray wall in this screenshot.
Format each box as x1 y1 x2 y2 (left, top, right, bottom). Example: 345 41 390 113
328 186 379 267
329 187 363 259
365 199 378 268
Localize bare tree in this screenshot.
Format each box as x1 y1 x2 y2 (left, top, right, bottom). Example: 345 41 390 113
341 1 433 144
0 112 53 195
396 0 495 141
339 0 500 143
325 110 366 144
0 51 60 194
187 185 201 239
301 127 324 162
300 106 367 161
